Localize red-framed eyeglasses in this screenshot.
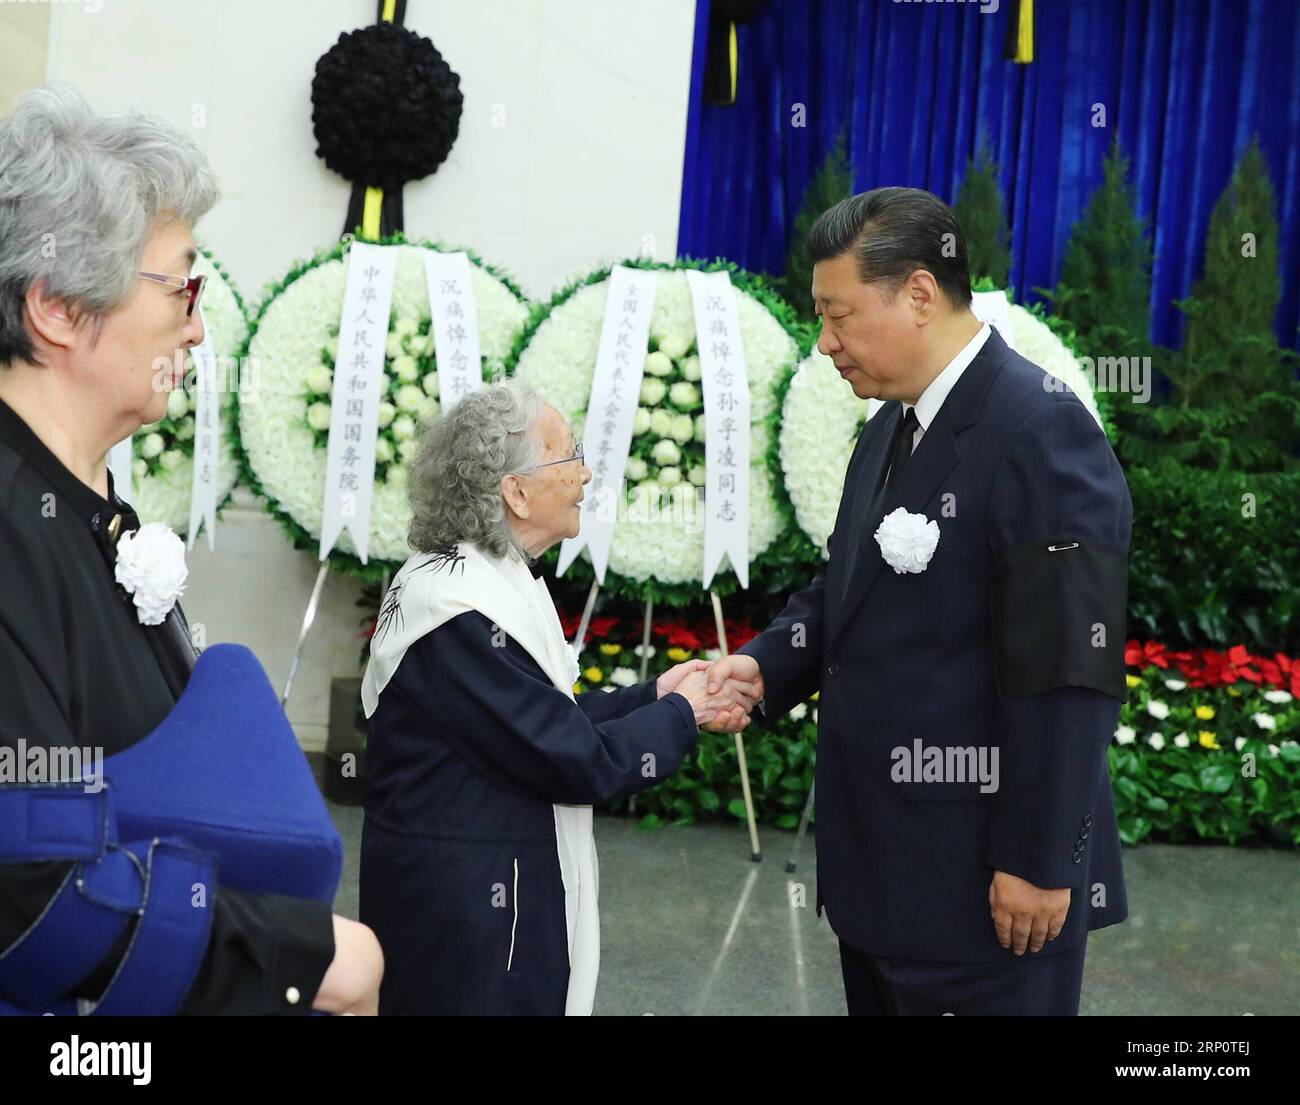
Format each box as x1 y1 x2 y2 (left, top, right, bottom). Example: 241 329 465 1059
138 271 207 317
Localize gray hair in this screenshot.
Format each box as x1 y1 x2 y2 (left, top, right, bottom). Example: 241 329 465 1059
0 82 220 366
407 379 545 560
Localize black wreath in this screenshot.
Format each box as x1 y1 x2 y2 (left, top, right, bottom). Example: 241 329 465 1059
311 22 463 191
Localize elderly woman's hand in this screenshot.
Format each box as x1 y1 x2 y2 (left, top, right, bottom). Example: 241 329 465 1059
655 658 711 700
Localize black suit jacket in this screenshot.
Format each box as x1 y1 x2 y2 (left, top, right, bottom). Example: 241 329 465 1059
741 329 1131 962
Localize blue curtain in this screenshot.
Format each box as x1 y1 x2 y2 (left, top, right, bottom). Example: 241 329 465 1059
678 0 1300 349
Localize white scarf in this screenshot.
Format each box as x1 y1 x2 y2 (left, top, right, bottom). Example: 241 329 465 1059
361 541 600 1016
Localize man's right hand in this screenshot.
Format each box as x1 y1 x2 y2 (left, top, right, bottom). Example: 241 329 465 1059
703 655 764 733
313 914 384 1015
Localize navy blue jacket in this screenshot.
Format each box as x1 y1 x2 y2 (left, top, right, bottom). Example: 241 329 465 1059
741 328 1131 963
360 609 699 1014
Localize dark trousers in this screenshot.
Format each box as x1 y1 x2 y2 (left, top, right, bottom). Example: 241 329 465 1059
838 934 1088 1016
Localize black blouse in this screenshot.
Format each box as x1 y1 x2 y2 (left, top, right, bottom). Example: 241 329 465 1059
0 396 334 1014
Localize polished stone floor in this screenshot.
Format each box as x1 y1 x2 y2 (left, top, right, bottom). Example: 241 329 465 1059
327 802 1300 1015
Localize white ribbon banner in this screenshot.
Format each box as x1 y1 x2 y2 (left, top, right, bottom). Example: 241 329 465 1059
556 265 658 584
971 289 1016 352
686 269 750 590
319 242 398 564
423 250 483 412
107 436 133 505
187 302 220 550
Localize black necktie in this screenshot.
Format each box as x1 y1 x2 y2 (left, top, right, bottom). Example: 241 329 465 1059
842 406 921 586
884 407 920 491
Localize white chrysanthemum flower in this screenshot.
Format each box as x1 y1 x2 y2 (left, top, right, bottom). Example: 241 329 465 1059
306 402 332 431
114 522 187 625
633 407 652 436
625 457 648 481
1148 733 1165 750
1234 736 1247 751
1164 679 1187 692
305 364 333 395
669 414 694 443
238 243 529 566
394 384 425 413
644 351 674 377
669 381 701 410
1252 713 1277 731
609 667 638 688
1263 690 1292 704
874 507 939 575
658 466 681 487
657 333 691 360
649 408 673 436
1114 725 1137 745
789 702 808 722
1173 732 1190 748
682 355 702 382
652 439 681 467
1147 700 1170 720
641 378 668 406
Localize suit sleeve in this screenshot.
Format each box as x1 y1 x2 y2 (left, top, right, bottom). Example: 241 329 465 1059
737 565 828 720
738 411 884 720
391 611 700 804
984 398 1132 890
575 679 659 724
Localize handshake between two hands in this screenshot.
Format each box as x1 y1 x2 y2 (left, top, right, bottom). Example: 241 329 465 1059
655 655 765 733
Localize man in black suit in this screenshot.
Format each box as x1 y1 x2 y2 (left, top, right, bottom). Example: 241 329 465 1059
707 188 1131 1015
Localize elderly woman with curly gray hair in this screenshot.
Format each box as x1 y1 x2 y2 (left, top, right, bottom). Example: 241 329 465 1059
359 380 758 1015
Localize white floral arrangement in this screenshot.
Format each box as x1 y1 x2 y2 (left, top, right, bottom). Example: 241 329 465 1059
779 300 1103 557
236 239 531 574
130 249 247 535
511 264 801 596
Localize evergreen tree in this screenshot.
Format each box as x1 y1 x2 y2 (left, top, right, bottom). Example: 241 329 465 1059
953 140 1011 287
1048 136 1152 347
781 129 852 321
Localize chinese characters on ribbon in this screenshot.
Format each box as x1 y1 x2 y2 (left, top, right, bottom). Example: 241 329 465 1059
686 269 750 589
319 242 398 563
423 250 483 412
556 265 658 583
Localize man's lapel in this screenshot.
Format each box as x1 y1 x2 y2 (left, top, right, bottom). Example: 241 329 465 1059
826 329 1010 650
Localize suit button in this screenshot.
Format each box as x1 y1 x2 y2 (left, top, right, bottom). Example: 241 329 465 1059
1083 814 1093 827
1074 839 1085 852
1080 827 1089 839
827 662 840 676
1072 852 1083 864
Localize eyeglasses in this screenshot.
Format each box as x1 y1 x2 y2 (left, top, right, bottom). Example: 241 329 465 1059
138 271 207 317
522 441 584 473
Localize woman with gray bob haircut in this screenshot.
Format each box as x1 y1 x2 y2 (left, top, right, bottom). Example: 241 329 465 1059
360 379 755 1015
0 82 382 1016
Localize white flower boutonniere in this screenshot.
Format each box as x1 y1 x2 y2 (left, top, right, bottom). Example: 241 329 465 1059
874 507 940 575
114 521 188 625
